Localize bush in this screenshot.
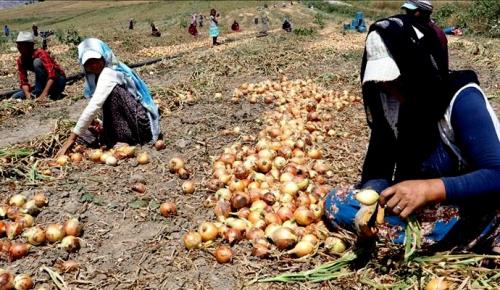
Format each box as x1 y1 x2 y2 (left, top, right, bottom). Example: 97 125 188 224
313 13 325 29
55 28 82 46
293 27 315 36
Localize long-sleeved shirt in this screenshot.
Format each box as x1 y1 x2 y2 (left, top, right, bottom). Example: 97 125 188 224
361 83 500 205
17 48 65 89
73 67 125 136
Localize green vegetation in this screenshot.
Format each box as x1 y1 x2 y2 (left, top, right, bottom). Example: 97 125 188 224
293 27 316 36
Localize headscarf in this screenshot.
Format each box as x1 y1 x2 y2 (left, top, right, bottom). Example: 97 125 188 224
77 38 160 141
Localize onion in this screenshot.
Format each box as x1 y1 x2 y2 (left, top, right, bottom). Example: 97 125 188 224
253 219 267 230
182 181 195 194
169 157 185 173
6 222 22 240
60 236 81 253
225 218 249 232
237 207 250 219
0 221 4 237
294 207 315 226
33 192 48 207
154 140 166 151
6 206 20 220
0 240 10 253
252 243 270 258
277 207 294 222
214 245 233 263
89 149 103 163
105 155 118 166
248 188 261 203
296 178 310 191
99 152 112 163
214 201 231 220
22 200 40 216
425 277 449 290
355 189 379 206
231 192 250 210
262 192 276 205
301 234 319 246
9 194 26 207
0 204 8 218
250 200 267 213
220 153 236 165
183 232 202 249
45 224 65 242
234 166 249 180
23 227 46 246
264 224 281 239
8 243 31 261
198 222 218 242
288 240 314 257
137 152 150 165
224 228 243 244
272 227 298 250
229 179 246 192
56 155 69 166
207 179 224 192
281 181 299 196
0 271 14 290
15 214 34 228
296 193 311 207
70 152 83 162
177 167 190 179
280 172 294 183
264 212 282 225
160 202 177 218
313 161 329 174
246 228 265 241
131 183 147 194
256 159 272 173
325 237 346 254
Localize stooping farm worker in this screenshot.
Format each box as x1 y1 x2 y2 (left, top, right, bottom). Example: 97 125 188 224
209 9 221 46
12 31 66 101
324 13 500 254
56 38 160 156
188 13 198 36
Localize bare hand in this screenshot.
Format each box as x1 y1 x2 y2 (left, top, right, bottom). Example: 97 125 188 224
36 94 48 103
56 133 77 157
379 179 446 219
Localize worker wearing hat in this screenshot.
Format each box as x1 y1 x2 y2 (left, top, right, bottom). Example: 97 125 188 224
12 31 66 101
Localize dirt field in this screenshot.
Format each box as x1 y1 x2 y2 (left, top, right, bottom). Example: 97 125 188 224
0 1 499 289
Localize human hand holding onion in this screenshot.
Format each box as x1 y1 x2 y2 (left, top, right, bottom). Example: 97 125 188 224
379 179 446 219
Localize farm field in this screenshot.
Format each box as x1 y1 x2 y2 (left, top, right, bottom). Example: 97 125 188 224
0 1 499 289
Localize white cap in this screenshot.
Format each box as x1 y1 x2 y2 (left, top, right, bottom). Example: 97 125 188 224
81 50 102 65
401 0 433 12
363 31 400 84
16 31 34 43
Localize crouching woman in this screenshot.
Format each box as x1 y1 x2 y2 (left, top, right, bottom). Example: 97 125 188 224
57 38 160 156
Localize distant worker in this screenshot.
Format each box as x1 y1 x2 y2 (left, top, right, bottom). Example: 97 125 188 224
188 13 198 36
32 23 38 37
282 17 292 32
151 23 161 37
56 38 160 156
12 32 66 101
259 8 270 37
231 20 240 32
209 9 221 46
128 18 134 30
4 25 9 37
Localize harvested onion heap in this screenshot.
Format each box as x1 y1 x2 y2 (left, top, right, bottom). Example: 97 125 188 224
0 269 33 290
183 78 360 262
52 143 156 168
0 193 84 265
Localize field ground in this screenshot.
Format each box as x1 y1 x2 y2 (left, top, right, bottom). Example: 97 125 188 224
0 1 499 289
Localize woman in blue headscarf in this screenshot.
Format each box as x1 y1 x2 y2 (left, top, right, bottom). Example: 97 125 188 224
56 38 160 156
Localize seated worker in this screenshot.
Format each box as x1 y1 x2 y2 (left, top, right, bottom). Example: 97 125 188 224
324 12 500 254
231 20 240 32
56 38 160 156
151 23 161 37
282 18 292 32
12 31 66 101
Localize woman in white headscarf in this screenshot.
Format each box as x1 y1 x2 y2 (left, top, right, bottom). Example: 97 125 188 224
56 38 160 156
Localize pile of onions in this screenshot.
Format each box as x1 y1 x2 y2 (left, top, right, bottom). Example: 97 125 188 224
0 270 34 290
0 192 85 263
183 78 356 263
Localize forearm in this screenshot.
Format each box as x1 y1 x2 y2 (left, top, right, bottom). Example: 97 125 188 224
442 169 500 203
41 79 54 96
22 85 31 99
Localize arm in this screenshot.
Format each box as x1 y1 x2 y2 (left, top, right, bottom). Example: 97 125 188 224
441 86 500 203
37 79 54 101
17 58 31 98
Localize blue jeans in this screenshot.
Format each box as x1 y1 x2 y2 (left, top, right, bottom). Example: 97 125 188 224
12 58 66 100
